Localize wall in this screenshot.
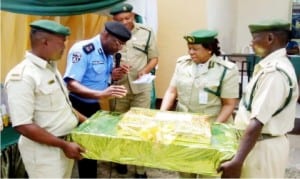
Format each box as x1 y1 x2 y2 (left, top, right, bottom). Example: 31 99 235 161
155 0 207 98
155 0 292 98
206 0 237 54
235 0 292 52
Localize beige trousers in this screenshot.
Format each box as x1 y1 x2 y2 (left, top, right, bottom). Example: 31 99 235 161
241 135 289 178
18 136 74 178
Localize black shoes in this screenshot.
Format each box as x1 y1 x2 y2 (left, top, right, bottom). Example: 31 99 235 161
115 164 128 174
115 163 147 178
134 173 147 178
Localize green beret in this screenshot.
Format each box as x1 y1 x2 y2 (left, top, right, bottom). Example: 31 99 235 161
105 21 131 42
248 19 291 33
30 20 70 36
110 3 133 15
184 29 218 44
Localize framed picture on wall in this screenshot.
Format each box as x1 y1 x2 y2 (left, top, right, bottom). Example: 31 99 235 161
292 0 300 39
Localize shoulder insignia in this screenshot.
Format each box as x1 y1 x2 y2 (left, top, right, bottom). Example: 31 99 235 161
139 25 151 32
82 43 95 54
7 63 26 81
214 57 235 69
177 55 191 63
263 64 277 73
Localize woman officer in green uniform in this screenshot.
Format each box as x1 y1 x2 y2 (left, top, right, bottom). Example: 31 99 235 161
160 29 239 177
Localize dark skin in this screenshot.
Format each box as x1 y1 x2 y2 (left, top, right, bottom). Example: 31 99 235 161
15 30 85 160
217 30 289 178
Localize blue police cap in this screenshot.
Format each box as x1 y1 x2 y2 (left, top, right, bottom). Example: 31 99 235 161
105 21 131 42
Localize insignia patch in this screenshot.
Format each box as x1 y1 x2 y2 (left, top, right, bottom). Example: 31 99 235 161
186 36 195 43
72 52 82 63
83 43 95 54
48 79 55 84
92 61 104 65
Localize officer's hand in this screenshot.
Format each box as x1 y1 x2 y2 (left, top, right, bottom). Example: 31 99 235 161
112 64 130 81
61 141 85 160
104 85 127 98
137 70 146 79
217 159 242 178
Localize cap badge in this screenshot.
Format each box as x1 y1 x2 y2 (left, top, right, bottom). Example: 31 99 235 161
186 36 195 43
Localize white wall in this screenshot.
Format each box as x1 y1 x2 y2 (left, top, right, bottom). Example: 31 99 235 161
206 0 238 54
206 0 292 53
155 0 292 98
235 0 292 53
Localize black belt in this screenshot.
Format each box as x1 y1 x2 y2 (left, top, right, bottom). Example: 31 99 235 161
58 135 68 140
258 134 281 141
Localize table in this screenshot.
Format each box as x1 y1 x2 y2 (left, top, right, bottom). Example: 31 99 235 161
71 108 239 176
1 126 27 178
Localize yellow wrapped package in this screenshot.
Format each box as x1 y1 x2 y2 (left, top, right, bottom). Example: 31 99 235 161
70 107 240 176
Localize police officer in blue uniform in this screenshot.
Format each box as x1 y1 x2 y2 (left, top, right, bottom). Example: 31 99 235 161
64 21 131 178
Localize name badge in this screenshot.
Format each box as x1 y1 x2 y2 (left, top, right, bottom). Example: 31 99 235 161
198 90 208 104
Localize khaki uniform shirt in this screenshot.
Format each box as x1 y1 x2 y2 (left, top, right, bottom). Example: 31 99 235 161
235 48 298 135
5 52 78 136
117 22 159 94
170 55 239 120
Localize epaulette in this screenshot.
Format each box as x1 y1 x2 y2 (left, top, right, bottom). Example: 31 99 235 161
263 63 277 73
139 26 151 32
176 55 191 63
7 63 26 81
214 57 235 69
82 43 95 54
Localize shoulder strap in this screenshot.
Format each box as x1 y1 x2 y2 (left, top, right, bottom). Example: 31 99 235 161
82 43 95 54
272 68 293 116
133 27 151 55
243 67 293 117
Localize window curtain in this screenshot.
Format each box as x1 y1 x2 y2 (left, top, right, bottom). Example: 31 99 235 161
1 0 125 16
0 12 113 82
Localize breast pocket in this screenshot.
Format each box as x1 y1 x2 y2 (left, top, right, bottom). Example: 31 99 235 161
132 41 147 58
176 74 193 97
90 62 108 81
204 80 221 97
36 81 66 111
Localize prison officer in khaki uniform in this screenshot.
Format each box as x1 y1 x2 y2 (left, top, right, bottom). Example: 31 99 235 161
160 29 239 178
218 19 299 178
110 3 159 113
109 3 159 178
4 20 86 178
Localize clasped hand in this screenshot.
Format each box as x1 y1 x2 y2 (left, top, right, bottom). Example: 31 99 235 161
104 85 127 98
112 64 130 81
